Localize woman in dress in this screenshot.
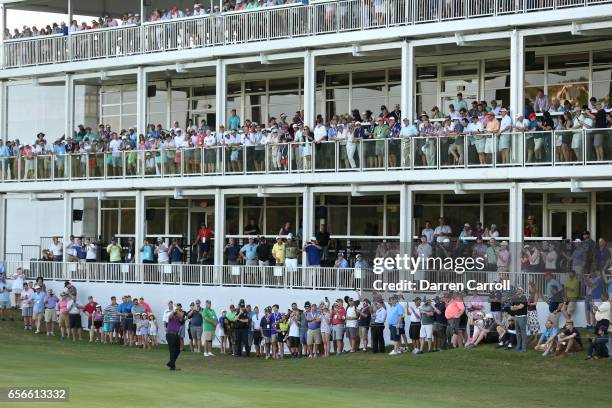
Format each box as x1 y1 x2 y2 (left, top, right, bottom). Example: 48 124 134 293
148 314 158 347
527 280 541 344
319 302 332 357
11 267 25 306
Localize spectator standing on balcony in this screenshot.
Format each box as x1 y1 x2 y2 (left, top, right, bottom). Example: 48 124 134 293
524 215 540 237
303 237 322 267
433 217 452 244
48 237 63 261
272 237 286 266
497 108 513 164
195 223 214 263
585 102 608 162
455 92 469 112
244 219 260 236
141 239 155 264
595 238 611 273
224 238 240 265
372 118 388 168
315 224 331 265
497 241 511 273
240 237 258 266
256 238 272 267
284 233 299 271
169 239 184 264
534 89 551 113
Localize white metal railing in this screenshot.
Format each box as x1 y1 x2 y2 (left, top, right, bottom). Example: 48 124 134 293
1 129 611 183
3 259 600 297
3 0 610 69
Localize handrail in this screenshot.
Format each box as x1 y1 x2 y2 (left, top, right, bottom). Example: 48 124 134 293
1 128 611 183
1 0 609 69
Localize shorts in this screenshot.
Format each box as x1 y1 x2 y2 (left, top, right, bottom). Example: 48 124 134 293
108 321 119 333
433 322 447 337
409 322 421 340
359 326 369 340
230 150 239 162
203 331 214 342
0 300 10 309
332 324 345 341
389 325 400 342
190 326 203 338
300 330 308 345
270 333 278 342
399 327 405 335
179 325 186 338
59 314 70 328
33 312 44 321
122 318 134 332
288 336 300 348
485 332 500 343
93 321 103 329
264 336 271 344
253 331 262 346
21 307 33 317
419 324 433 340
199 241 211 254
565 301 576 316
69 314 82 329
448 318 460 334
44 309 57 322
307 328 322 345
346 326 359 339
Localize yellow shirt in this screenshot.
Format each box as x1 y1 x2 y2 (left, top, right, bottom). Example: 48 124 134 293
272 242 286 264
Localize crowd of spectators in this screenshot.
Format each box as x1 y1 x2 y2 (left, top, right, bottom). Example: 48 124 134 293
3 1 310 40
1 273 610 364
2 93 611 181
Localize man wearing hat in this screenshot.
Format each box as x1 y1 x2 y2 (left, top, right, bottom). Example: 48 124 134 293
303 236 322 267
240 236 258 266
334 251 348 268
31 284 46 334
43 288 59 335
284 233 300 271
106 236 122 263
155 238 170 264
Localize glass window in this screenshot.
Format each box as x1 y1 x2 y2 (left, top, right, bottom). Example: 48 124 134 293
120 199 135 208
192 86 216 97
266 207 295 235
101 200 119 209
548 53 588 70
350 206 383 236
525 55 544 71
329 207 348 235
416 94 437 114
102 91 120 105
593 50 612 66
323 195 349 205
244 80 266 93
169 209 188 236
352 70 386 85
547 70 589 85
416 65 437 80
547 84 589 107
121 209 135 234
442 79 478 95
442 205 480 235
269 77 299 92
101 210 118 242
483 206 508 236
442 64 477 77
122 90 137 103
102 105 120 116
485 59 510 74
228 81 241 94
417 81 436 93
225 207 239 235
386 205 400 236
388 68 401 82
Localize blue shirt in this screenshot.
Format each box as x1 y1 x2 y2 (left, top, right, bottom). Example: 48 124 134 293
241 243 258 261
540 327 558 341
545 279 562 299
142 245 154 262
118 302 133 316
228 115 240 130
374 307 387 324
270 312 282 335
591 276 605 300
305 244 321 266
32 291 46 313
0 282 10 302
307 311 320 330
387 303 404 326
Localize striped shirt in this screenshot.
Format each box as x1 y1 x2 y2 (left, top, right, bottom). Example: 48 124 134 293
104 304 120 322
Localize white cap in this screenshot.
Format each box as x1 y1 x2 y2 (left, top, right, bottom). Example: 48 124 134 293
287 233 294 239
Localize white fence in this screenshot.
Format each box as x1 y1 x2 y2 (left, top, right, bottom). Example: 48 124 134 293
2 259 567 296
3 0 609 68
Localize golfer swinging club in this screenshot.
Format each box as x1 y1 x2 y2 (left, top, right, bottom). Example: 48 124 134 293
166 307 185 371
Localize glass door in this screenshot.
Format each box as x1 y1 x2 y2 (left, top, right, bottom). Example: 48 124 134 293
548 208 588 240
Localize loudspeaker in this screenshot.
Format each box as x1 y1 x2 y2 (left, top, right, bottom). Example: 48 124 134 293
147 85 157 98
315 206 327 220
413 205 423 218
72 209 83 221
525 51 536 66
145 209 155 221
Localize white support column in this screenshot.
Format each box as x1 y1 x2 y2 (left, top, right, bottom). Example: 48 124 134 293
64 74 74 138
214 188 225 267
303 50 316 127
510 30 524 118
509 183 523 273
0 81 7 141
0 194 6 261
63 192 72 261
399 184 413 248
134 190 145 263
67 0 73 25
401 41 415 121
0 4 6 69
136 66 147 135
302 187 313 266
215 59 227 131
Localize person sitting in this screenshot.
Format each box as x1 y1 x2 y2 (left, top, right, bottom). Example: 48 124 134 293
496 317 517 349
466 313 499 349
534 319 558 356
555 320 582 356
585 326 610 360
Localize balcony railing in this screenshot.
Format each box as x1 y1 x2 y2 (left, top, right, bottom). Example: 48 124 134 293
2 259 568 295
3 0 610 69
2 129 611 183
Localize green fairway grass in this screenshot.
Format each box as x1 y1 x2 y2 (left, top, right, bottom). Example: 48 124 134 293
0 320 610 408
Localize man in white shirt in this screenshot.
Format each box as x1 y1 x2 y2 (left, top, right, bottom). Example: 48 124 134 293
48 237 63 261
433 217 452 243
85 238 97 262
497 108 513 164
490 100 501 116
400 118 418 167
155 238 170 264
420 221 434 244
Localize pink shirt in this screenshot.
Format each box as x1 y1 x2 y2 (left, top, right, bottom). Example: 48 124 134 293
444 300 465 320
58 299 69 315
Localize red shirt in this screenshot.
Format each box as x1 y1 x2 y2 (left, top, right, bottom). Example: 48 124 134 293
198 227 213 240
141 301 152 314
331 306 346 325
83 301 98 320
